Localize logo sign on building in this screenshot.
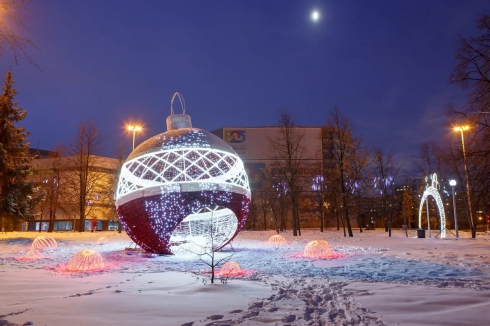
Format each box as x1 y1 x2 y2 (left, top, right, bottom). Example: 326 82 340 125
224 129 247 154
225 130 246 143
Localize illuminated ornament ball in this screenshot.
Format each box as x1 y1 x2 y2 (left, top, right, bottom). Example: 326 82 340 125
67 249 105 272
115 93 251 254
31 236 58 250
219 261 242 276
268 234 287 245
303 240 333 259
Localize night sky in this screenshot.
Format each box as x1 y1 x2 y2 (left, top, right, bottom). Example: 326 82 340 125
1 0 489 167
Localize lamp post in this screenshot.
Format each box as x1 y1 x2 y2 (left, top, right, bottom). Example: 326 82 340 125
454 125 475 237
449 179 459 238
127 125 142 150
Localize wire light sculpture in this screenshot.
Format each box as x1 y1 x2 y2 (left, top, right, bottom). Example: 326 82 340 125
170 206 238 253
66 249 105 272
303 240 333 259
17 249 44 261
97 237 109 244
418 173 446 238
268 234 287 245
115 93 251 254
219 261 242 276
31 236 58 250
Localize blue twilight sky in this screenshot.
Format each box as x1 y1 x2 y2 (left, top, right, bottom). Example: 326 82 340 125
1 0 489 167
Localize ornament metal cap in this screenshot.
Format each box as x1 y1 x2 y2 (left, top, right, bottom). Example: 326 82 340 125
166 92 192 131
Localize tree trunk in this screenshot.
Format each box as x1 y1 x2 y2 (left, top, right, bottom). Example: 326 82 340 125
292 202 298 236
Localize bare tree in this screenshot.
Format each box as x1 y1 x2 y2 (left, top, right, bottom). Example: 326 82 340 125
349 148 371 233
0 0 39 68
178 208 238 284
311 175 328 232
254 170 286 234
450 15 490 125
38 146 66 232
269 111 307 236
107 142 125 233
372 149 401 237
64 120 104 232
401 187 416 233
325 108 365 237
447 14 490 237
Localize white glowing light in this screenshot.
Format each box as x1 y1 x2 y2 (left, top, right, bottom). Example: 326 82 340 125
116 148 250 201
311 10 320 22
418 173 446 238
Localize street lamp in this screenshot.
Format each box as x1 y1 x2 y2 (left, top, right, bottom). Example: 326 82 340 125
453 125 475 237
127 125 142 151
449 179 459 238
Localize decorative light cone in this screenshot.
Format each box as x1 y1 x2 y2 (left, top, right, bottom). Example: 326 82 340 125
219 261 242 276
97 237 109 244
31 236 58 250
18 249 44 261
115 93 251 254
304 240 333 259
67 249 105 271
268 234 287 245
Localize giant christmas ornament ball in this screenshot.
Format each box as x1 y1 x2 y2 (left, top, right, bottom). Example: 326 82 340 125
115 94 251 254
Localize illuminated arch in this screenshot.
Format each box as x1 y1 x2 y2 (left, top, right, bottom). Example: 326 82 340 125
418 174 446 238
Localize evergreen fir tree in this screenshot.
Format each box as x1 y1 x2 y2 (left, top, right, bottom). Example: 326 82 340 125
0 71 41 231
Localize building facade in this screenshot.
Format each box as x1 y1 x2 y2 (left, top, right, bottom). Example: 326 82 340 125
20 152 121 232
212 126 331 229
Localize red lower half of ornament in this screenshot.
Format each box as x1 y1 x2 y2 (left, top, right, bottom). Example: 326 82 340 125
117 190 250 254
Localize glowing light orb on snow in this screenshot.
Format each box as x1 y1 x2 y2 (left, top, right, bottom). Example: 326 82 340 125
97 237 109 244
219 261 242 276
17 249 44 261
304 240 333 259
418 173 446 238
67 249 105 272
31 236 57 250
268 234 287 245
115 93 251 254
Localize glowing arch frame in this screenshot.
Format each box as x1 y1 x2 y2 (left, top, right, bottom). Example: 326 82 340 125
418 173 446 238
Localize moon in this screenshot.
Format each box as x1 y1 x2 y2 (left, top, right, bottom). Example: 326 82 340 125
311 10 320 22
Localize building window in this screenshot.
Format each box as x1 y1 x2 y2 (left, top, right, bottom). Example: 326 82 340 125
53 221 73 231
26 222 49 231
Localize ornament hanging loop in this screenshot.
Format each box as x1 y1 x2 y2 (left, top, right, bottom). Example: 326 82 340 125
170 92 186 115
167 92 192 131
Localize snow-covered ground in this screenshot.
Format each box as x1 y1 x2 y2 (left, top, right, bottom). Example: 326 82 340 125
1 229 490 325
